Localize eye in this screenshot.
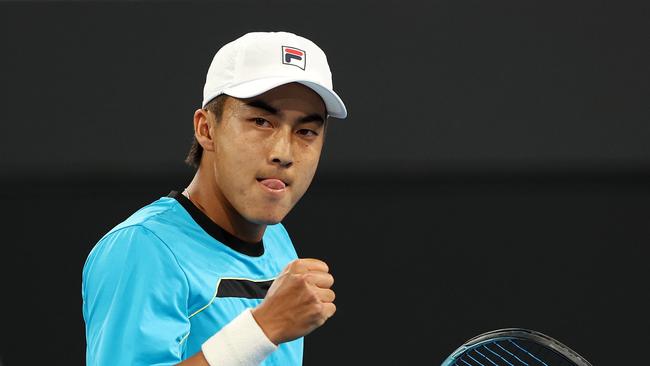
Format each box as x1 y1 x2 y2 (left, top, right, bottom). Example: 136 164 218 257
253 118 272 128
297 129 319 137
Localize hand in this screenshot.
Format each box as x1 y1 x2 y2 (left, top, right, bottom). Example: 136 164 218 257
251 258 336 345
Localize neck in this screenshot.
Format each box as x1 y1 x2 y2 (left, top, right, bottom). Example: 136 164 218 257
184 165 266 243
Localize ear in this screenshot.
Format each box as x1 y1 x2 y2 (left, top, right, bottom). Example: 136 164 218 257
193 108 215 152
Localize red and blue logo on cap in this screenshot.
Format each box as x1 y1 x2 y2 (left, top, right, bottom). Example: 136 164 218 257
282 46 306 70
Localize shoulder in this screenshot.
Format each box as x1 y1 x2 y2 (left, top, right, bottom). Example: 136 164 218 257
87 195 183 261
108 196 179 235
84 224 176 277
83 195 189 283
82 223 190 302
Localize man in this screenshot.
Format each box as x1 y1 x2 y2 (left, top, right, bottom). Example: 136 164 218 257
82 31 347 365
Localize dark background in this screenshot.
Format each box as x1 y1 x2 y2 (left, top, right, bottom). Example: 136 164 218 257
1 1 649 364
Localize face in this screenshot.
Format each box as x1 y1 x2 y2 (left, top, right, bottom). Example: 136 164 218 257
208 83 327 225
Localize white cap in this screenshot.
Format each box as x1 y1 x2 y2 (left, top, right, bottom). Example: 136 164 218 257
202 31 347 119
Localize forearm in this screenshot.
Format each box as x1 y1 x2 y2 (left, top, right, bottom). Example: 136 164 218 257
176 308 277 366
179 257 336 366
177 351 210 366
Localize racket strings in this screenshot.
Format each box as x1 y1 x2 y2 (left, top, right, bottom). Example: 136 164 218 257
453 339 574 366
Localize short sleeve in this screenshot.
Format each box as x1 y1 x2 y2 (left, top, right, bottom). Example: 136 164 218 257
82 225 191 366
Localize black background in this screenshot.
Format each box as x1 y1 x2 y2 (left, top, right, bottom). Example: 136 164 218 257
1 1 649 365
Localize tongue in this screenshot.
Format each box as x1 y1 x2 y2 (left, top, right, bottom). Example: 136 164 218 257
260 179 286 190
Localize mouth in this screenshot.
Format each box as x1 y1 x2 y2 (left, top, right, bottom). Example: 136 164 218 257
256 178 289 192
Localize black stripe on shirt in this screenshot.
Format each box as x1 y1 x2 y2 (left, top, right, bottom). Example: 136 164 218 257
216 278 274 299
167 190 265 257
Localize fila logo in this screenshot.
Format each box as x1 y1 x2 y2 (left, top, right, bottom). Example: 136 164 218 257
282 46 306 70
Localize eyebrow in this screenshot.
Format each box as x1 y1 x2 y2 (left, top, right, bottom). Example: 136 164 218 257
299 113 325 125
245 99 326 125
245 100 278 115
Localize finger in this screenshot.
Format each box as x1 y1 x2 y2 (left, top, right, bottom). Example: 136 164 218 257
286 258 329 274
313 287 335 303
303 271 334 288
321 302 337 319
299 258 329 272
281 259 307 274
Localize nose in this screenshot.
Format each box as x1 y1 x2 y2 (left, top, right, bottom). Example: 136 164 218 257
269 130 293 168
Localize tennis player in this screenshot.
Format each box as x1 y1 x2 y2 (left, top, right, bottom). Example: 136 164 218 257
82 31 347 365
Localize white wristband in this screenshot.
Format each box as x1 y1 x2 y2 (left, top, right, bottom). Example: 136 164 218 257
201 308 278 366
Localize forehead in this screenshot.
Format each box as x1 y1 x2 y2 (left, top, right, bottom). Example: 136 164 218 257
229 83 327 117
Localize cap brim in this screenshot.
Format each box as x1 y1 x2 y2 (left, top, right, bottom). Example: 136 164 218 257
218 77 347 119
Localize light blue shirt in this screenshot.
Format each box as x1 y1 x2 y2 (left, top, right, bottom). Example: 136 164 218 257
82 191 303 365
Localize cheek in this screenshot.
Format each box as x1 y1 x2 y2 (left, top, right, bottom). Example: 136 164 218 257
213 136 259 188
302 140 324 169
218 125 260 162
293 145 323 191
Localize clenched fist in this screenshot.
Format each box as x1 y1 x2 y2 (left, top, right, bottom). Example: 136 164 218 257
251 258 336 345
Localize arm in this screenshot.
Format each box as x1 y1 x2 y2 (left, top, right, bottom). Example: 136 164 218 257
178 351 209 366
84 228 334 366
177 308 276 366
83 226 191 365
177 258 336 366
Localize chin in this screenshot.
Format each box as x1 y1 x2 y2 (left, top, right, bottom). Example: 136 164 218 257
251 217 284 226
247 210 287 226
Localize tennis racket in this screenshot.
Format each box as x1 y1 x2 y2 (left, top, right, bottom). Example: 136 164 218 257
441 328 592 366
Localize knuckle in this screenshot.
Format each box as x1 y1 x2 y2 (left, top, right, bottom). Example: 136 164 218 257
297 273 311 286
296 260 309 273
287 259 300 271
306 303 323 321
291 275 309 290
314 302 324 312
308 290 320 303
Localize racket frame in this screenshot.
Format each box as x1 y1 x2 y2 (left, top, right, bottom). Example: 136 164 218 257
441 328 593 366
